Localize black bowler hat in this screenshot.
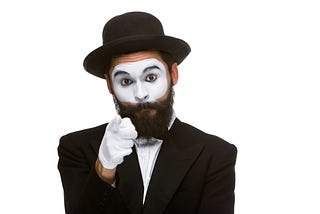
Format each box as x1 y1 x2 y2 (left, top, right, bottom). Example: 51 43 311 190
83 11 191 78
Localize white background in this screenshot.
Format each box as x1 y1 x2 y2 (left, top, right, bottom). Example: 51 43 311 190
1 0 319 213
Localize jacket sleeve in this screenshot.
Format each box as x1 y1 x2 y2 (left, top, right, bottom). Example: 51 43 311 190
197 144 237 214
57 135 129 214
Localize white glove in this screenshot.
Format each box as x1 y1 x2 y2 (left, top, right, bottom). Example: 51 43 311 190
98 115 138 169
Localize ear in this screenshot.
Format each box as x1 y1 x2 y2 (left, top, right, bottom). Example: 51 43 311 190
104 74 114 94
170 63 179 86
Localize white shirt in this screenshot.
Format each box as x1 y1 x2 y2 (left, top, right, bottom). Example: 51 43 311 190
134 112 176 204
135 140 162 204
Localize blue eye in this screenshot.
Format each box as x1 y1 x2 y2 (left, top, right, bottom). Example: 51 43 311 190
120 78 133 86
145 74 157 82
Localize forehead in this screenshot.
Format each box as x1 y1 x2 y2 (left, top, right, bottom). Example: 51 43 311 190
108 51 167 75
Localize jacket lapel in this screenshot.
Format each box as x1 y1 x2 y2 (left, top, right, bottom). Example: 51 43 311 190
143 119 204 214
117 148 144 214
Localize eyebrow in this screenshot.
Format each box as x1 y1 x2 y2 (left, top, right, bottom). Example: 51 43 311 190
113 65 161 78
143 65 160 73
113 70 129 78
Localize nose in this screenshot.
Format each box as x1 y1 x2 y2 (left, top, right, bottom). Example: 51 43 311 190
134 82 149 102
135 94 150 103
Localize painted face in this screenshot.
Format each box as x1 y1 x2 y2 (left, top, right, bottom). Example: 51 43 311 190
111 58 168 103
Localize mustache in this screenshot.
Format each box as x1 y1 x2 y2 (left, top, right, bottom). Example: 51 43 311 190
120 101 168 112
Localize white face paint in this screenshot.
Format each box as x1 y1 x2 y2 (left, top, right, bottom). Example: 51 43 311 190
111 58 169 103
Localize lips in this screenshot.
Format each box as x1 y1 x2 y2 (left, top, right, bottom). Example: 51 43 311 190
136 108 157 117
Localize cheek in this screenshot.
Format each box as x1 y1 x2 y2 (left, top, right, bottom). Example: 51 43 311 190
148 76 168 100
113 84 136 103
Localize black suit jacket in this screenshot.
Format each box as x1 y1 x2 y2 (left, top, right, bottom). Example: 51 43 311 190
58 118 237 214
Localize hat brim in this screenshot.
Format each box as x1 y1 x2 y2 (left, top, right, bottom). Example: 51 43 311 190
83 35 191 78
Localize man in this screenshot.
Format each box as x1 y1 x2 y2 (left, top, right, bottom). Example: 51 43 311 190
58 11 237 214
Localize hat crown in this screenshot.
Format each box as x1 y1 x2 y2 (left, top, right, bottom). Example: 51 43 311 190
103 12 164 44
84 11 190 78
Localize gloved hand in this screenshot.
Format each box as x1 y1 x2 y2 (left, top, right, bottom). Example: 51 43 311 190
98 115 137 169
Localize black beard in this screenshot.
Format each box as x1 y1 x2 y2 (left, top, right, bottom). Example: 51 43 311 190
113 87 174 140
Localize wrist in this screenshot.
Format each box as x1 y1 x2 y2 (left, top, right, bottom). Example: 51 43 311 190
95 158 116 185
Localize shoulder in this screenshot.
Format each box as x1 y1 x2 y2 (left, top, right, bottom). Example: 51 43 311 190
173 119 237 158
60 123 107 143
58 123 107 154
